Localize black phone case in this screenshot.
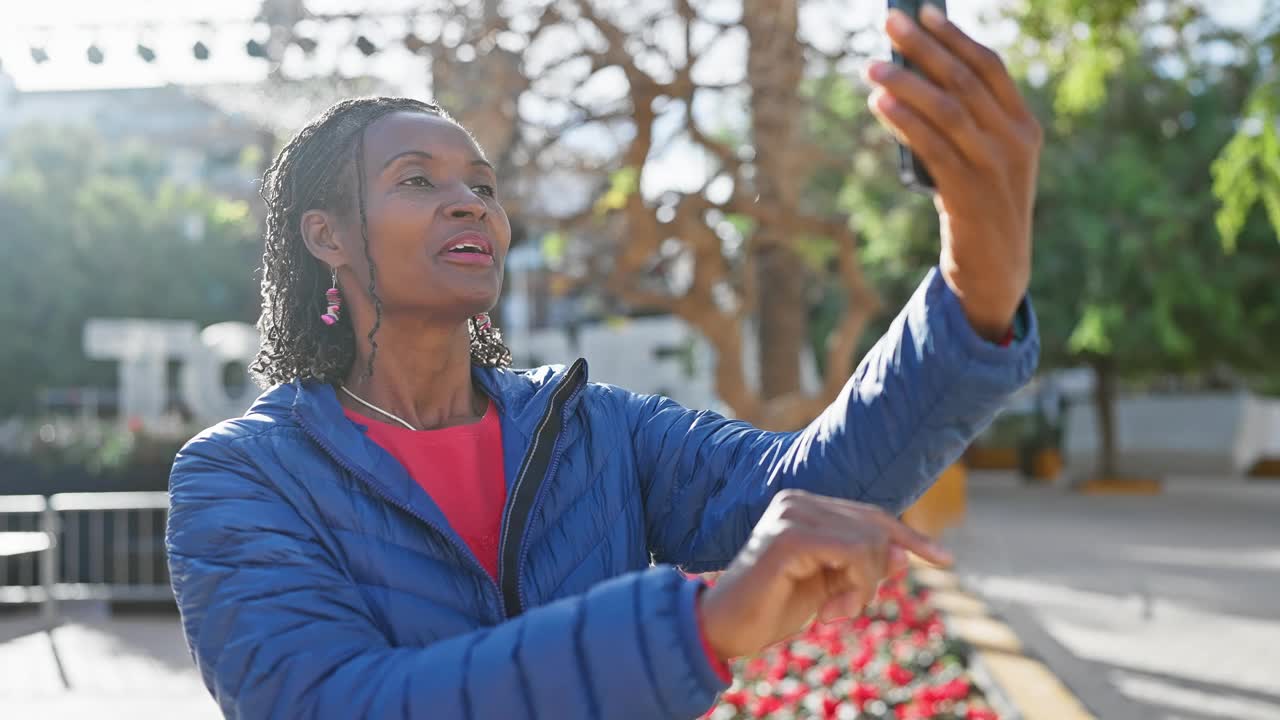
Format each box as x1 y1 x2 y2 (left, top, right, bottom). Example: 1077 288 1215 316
888 0 947 193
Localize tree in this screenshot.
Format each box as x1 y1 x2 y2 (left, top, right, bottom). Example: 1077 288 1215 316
1015 0 1280 249
1212 0 1280 250
1009 0 1280 480
498 1 883 430
244 1 927 430
261 0 890 429
1030 67 1280 479
826 0 1280 481
0 126 261 416
246 1 1280 456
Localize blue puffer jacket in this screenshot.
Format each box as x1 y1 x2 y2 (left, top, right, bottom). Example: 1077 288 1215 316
167 268 1038 720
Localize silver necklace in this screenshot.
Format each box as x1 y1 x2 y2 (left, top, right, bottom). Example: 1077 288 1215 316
338 385 418 430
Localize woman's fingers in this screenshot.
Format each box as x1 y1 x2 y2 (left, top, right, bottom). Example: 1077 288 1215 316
817 566 859 622
887 544 911 577
883 9 1008 135
703 489 956 658
777 493 951 618
798 491 954 568
866 60 993 170
814 551 881 622
868 87 968 191
917 5 1034 125
817 590 867 622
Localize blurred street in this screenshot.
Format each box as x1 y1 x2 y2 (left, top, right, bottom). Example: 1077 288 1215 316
2 473 1278 719
0 603 219 719
951 473 1280 720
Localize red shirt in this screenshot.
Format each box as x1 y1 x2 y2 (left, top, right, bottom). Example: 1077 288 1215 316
344 399 733 683
344 401 506 582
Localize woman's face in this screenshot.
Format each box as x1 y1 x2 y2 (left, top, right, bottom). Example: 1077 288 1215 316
336 111 511 323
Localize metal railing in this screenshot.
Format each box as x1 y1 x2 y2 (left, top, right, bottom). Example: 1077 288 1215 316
0 491 173 624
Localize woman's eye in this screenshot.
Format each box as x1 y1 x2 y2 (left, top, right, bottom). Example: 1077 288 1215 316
401 176 433 188
473 185 497 198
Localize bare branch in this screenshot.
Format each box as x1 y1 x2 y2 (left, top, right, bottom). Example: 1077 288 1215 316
686 105 742 177
800 26 875 66
514 98 632 167
612 284 680 313
529 1 565 36
573 0 666 86
533 46 595 79
820 223 880 398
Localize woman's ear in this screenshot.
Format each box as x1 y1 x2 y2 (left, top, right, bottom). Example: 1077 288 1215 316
300 209 348 268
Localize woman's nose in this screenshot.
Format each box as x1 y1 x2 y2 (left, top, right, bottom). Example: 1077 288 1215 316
444 188 487 219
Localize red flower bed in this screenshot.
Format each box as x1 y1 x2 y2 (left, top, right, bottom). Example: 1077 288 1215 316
700 573 1000 720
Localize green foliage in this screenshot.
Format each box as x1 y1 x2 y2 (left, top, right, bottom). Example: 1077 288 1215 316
797 70 941 365
1055 40 1127 116
540 230 568 266
1019 0 1144 41
0 125 261 415
723 213 757 238
1009 1 1280 382
801 0 1280 394
1015 0 1145 117
1212 83 1280 251
1210 0 1280 250
1013 0 1280 245
794 233 837 273
1027 56 1280 380
594 165 640 215
794 73 924 368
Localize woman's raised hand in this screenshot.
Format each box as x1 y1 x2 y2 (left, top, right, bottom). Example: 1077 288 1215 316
698 489 953 661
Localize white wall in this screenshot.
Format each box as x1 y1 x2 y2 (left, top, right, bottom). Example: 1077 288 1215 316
80 314 824 430
514 315 822 416
1062 393 1280 480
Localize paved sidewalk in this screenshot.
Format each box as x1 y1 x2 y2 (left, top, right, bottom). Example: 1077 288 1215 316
3 474 1277 720
949 473 1280 720
0 603 220 720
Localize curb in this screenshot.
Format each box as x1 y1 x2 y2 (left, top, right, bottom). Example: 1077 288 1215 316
912 563 1096 720
1077 477 1162 496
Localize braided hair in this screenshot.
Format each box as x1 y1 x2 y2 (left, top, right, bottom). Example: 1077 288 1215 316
249 96 512 389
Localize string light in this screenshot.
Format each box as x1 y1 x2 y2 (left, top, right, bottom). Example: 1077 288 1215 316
249 38 272 58
404 32 428 54
19 15 434 70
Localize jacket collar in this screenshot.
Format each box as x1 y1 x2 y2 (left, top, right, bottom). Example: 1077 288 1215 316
246 360 588 587
277 359 590 487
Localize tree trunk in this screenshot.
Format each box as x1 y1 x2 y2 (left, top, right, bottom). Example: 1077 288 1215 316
555 0 878 430
743 0 807 403
755 245 808 399
1092 356 1118 479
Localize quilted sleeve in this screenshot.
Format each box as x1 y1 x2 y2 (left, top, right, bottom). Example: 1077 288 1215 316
167 435 728 720
627 267 1039 572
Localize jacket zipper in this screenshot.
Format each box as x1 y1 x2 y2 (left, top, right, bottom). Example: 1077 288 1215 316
497 359 587 618
515 381 585 613
297 417 505 620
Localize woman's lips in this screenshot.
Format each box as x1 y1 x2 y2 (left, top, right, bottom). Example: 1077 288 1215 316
439 231 496 266
442 230 496 265
439 251 495 266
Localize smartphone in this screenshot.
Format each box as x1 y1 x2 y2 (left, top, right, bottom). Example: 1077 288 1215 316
888 0 947 193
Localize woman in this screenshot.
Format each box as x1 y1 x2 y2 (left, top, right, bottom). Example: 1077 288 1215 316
167 9 1041 719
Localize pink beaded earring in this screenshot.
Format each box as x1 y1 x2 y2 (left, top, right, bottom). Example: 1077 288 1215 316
321 268 341 326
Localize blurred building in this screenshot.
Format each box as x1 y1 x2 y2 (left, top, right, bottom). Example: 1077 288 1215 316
0 72 271 202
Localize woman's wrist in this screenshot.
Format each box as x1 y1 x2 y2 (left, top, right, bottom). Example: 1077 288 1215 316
695 580 734 682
